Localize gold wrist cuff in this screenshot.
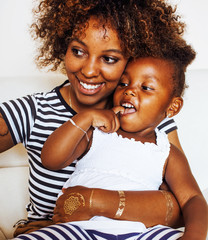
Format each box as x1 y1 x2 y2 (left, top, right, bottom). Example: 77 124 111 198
161 190 173 225
114 190 125 218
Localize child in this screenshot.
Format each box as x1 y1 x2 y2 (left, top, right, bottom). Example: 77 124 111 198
39 54 208 239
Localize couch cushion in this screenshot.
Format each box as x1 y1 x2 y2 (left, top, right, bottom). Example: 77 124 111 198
0 166 29 239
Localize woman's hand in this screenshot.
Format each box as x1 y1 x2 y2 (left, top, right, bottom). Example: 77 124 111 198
53 186 94 223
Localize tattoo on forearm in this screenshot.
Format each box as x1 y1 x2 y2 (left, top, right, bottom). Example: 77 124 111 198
0 115 9 136
63 193 85 215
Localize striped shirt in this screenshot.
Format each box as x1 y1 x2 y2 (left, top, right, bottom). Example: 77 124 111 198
0 80 177 221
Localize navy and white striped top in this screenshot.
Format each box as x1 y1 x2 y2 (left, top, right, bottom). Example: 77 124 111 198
0 80 177 220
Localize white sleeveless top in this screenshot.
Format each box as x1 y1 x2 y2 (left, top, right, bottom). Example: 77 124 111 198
64 128 170 191
62 128 170 234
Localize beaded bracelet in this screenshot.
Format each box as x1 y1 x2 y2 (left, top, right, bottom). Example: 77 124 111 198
68 118 89 142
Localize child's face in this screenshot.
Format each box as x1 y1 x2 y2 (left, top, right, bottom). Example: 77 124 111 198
65 17 128 107
114 57 175 133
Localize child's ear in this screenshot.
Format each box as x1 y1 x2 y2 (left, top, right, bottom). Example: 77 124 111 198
166 97 183 118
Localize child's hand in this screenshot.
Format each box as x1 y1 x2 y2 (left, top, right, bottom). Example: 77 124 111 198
112 106 125 115
91 108 122 133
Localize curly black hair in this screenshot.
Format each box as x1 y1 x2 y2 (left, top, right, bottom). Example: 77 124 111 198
31 0 193 73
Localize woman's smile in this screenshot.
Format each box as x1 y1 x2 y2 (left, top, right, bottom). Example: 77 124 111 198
78 79 105 95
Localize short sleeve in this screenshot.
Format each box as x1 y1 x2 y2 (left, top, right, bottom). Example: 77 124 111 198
0 95 37 146
157 117 177 134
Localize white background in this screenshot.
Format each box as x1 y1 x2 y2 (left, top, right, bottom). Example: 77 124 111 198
0 0 208 77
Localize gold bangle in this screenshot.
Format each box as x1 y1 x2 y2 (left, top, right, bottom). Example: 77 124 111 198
160 190 173 225
114 190 125 218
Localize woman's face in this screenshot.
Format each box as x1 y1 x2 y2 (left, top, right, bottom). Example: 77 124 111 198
65 17 128 108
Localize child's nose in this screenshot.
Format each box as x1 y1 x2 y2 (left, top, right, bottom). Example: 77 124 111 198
124 88 136 97
81 57 99 78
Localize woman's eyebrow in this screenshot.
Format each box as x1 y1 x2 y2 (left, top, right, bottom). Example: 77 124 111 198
71 38 87 47
71 38 123 55
103 49 124 55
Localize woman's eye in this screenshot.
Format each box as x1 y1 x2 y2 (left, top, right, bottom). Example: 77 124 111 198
103 56 118 64
142 86 154 91
72 48 85 57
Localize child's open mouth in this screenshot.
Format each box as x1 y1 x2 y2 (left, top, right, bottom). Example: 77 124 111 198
121 102 136 115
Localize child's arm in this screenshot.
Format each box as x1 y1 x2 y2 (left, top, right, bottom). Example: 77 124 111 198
41 108 121 170
165 144 208 240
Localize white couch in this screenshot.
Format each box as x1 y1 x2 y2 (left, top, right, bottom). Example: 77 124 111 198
0 71 207 240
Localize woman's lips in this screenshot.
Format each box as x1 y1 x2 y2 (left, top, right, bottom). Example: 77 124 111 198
79 80 105 95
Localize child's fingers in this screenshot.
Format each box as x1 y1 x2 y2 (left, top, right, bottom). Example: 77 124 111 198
113 114 120 132
112 106 125 115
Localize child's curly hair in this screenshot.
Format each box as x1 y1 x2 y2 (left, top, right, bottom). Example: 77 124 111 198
31 0 190 73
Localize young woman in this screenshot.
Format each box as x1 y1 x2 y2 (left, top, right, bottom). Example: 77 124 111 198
0 0 191 237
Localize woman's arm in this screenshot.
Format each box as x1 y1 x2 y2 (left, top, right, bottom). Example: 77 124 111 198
167 129 184 154
0 113 14 153
166 145 208 239
53 185 182 227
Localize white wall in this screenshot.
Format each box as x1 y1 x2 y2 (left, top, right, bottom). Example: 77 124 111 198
169 0 208 70
0 0 208 77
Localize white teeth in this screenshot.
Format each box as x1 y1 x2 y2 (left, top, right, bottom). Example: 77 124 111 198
122 103 134 108
80 81 101 90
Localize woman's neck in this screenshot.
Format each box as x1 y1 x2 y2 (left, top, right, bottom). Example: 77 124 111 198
60 85 109 113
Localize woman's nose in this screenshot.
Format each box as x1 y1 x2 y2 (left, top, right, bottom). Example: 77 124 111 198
81 57 99 78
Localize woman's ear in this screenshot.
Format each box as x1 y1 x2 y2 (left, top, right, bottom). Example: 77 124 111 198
166 97 183 118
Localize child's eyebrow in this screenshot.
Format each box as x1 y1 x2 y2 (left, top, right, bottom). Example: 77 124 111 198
142 74 159 82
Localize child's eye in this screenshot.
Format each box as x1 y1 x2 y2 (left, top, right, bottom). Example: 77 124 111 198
119 82 128 87
142 85 154 91
103 56 119 64
72 48 85 57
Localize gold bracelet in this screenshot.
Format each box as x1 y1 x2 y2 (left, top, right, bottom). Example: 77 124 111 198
114 190 125 218
160 190 173 225
63 192 85 215
89 189 94 209
68 118 89 142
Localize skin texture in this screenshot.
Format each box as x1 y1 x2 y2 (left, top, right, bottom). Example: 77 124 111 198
42 57 207 239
